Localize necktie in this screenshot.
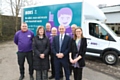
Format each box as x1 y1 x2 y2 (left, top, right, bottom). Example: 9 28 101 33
59 34 63 52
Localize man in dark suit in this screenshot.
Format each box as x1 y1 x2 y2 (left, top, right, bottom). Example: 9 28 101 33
52 25 71 80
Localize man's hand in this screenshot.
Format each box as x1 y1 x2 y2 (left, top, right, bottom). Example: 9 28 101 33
40 54 45 59
56 53 61 58
59 53 64 58
56 53 64 58
56 53 59 57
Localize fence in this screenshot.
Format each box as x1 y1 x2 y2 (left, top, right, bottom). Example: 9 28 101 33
0 15 21 41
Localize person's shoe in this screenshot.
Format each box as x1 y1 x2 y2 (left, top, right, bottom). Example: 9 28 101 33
19 75 24 80
30 75 34 80
49 75 55 79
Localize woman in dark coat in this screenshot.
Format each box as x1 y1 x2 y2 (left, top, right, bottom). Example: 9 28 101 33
33 26 50 80
69 27 87 80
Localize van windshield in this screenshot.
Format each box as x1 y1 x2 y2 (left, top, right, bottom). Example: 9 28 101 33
101 23 118 37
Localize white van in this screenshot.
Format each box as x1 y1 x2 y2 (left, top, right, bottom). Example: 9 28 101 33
21 0 120 65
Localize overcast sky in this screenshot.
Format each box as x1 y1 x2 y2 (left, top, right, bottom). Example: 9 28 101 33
86 0 120 6
36 0 120 6
1 0 120 15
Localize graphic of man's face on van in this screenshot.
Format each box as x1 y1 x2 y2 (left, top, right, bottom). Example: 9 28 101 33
57 8 73 28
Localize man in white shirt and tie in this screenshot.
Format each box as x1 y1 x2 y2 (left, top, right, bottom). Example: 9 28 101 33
52 25 71 80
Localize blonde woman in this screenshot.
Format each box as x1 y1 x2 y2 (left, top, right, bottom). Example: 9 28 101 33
69 27 87 80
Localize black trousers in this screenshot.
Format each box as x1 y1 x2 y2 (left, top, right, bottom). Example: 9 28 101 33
36 70 48 80
54 59 70 80
50 54 63 77
17 51 33 75
69 65 73 75
73 67 83 80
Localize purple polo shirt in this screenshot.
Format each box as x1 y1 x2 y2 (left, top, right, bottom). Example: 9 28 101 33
14 30 34 52
70 33 74 38
49 36 54 48
46 30 51 38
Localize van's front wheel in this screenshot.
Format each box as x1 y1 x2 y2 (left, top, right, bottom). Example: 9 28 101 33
103 51 118 65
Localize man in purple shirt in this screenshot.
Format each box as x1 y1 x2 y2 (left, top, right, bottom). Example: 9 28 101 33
49 27 57 79
70 24 77 38
14 22 34 80
45 22 51 38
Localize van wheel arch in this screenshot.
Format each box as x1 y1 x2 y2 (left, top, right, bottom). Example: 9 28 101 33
102 51 119 65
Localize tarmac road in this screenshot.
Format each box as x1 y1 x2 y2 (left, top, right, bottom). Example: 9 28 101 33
0 41 118 80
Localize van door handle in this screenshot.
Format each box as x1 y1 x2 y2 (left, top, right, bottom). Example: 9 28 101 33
87 38 91 40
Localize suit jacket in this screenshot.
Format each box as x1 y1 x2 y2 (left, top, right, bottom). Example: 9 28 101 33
52 35 71 60
70 38 87 67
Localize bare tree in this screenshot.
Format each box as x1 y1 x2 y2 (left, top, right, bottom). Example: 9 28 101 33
0 6 2 36
6 0 41 32
22 0 39 6
5 0 23 31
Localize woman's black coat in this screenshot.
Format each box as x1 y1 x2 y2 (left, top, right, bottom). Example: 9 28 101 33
33 36 50 70
70 38 87 67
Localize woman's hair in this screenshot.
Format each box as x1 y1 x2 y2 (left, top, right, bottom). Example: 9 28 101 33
73 27 84 40
36 26 46 37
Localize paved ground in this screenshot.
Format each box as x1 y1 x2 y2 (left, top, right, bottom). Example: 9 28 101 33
0 41 118 80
